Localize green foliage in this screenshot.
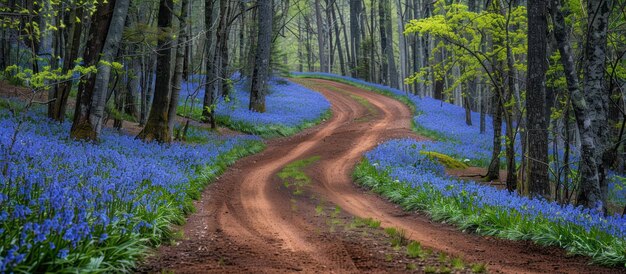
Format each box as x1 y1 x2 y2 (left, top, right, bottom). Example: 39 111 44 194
406 241 427 259
3 63 96 91
404 0 527 103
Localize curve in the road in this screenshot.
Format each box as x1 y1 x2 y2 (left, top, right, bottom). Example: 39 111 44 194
139 78 622 274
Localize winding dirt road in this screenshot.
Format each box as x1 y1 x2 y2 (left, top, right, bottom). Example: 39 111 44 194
139 79 622 273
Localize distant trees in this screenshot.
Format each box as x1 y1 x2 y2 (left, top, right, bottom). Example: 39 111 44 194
401 0 621 213
2 0 624 213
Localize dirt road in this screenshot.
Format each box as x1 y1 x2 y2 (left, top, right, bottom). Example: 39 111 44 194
139 79 621 273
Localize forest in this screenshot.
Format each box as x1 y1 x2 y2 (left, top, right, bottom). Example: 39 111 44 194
1 0 626 272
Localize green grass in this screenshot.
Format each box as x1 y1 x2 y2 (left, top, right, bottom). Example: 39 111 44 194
351 217 381 229
471 263 488 273
384 227 409 248
406 241 428 259
278 156 320 195
424 265 438 273
352 158 626 267
451 257 465 270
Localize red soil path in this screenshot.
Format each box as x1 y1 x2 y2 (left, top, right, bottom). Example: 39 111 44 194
138 79 623 273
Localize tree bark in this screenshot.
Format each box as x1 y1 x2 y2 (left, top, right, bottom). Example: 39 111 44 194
379 0 398 88
169 0 190 138
331 2 346 75
486 87 503 181
249 0 273 112
550 0 613 212
70 0 116 140
202 0 217 126
349 0 362 77
314 0 328 72
88 0 130 139
526 0 549 198
137 0 175 143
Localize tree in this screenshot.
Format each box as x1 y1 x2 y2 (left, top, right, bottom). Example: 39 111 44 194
526 0 549 198
169 0 190 139
136 0 175 142
349 0 363 77
379 0 399 88
249 0 274 112
314 0 328 72
71 0 130 141
550 0 614 212
48 5 86 122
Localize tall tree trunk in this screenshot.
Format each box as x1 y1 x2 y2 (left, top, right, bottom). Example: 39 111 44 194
202 0 217 126
550 0 612 212
88 0 130 139
314 0 328 72
137 0 175 143
396 0 408 91
298 16 304 71
379 0 398 88
349 0 362 77
249 0 273 112
378 0 388 85
576 0 613 212
70 0 116 140
331 2 346 75
169 0 190 138
526 0 549 198
486 87 503 181
337 1 352 75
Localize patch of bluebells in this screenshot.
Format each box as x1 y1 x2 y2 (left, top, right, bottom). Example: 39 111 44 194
0 109 260 272
364 139 626 263
178 75 330 129
215 78 330 128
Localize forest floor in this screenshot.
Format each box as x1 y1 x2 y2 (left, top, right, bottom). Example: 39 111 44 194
137 79 621 273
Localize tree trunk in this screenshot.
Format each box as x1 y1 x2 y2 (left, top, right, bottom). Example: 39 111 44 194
202 0 217 126
550 0 612 212
336 1 352 75
349 0 362 77
249 0 273 112
331 2 346 76
480 83 487 133
396 0 408 91
575 0 613 212
88 0 130 139
486 87 503 181
168 0 190 138
314 0 328 72
526 0 549 198
70 0 116 140
137 0 175 143
379 0 398 88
